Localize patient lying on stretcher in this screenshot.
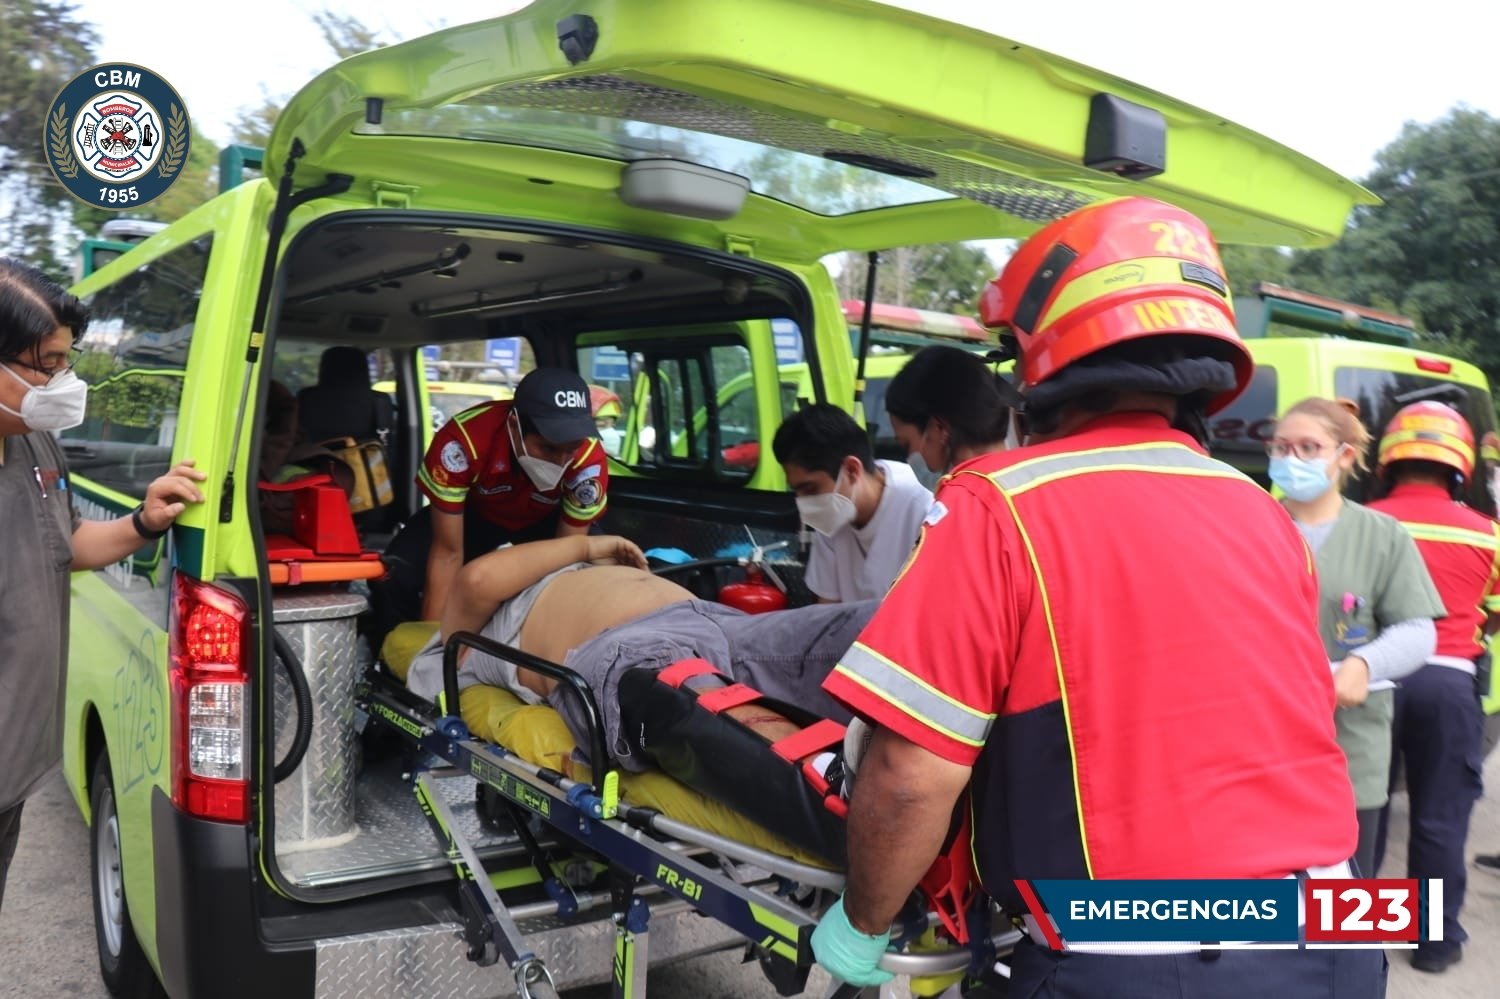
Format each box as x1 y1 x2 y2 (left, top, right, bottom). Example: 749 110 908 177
400 534 876 863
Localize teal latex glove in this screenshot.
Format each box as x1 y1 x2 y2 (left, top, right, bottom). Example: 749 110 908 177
811 895 894 987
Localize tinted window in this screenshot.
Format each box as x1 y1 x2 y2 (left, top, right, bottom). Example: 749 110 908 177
862 377 895 456
64 237 211 498
1206 365 1278 488
1334 367 1498 512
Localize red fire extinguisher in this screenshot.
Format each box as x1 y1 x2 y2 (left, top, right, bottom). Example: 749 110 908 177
718 563 787 614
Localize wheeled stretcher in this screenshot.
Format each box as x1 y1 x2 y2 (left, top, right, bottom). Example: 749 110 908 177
357 627 1020 998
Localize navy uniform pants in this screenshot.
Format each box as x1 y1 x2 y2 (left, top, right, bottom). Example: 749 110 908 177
1010 939 1386 998
1375 663 1484 958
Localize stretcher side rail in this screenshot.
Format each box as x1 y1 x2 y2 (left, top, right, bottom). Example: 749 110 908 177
442 628 613 804
359 631 1017 993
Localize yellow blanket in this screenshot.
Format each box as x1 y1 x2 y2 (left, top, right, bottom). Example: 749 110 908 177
382 621 831 868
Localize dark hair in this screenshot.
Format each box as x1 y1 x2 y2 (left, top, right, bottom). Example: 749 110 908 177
884 345 1010 451
1021 336 1241 445
0 257 89 362
1385 457 1463 497
772 403 874 477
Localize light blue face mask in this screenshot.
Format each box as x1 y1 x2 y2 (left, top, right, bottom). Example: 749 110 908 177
1268 455 1335 502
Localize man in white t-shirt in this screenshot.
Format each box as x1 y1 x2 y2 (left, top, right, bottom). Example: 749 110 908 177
772 404 932 603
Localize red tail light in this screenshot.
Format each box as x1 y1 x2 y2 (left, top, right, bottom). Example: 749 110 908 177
1415 357 1453 374
169 573 251 823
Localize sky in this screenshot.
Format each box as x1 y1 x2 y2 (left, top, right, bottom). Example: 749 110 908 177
71 0 1499 184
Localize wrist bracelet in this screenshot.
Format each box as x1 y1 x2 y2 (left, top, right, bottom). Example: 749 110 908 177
131 504 170 541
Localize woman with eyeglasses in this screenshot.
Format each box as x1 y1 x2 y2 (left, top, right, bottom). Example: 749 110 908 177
1269 396 1443 880
0 257 206 912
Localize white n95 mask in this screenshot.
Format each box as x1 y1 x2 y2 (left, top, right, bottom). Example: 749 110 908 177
0 364 88 432
509 409 568 491
518 453 566 492
797 474 857 537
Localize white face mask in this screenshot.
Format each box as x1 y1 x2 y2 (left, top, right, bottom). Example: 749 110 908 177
0 363 88 432
796 470 858 537
510 411 567 491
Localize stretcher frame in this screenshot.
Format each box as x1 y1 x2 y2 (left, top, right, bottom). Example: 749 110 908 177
357 629 1019 998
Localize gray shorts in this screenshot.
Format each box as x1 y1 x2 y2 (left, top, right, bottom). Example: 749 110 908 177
550 599 878 771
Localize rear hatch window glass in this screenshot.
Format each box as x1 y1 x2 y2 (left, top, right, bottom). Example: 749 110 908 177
1335 367 1498 512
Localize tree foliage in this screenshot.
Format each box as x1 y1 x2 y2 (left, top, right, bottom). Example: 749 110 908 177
1219 244 1293 300
1288 107 1500 375
0 0 98 274
834 243 999 313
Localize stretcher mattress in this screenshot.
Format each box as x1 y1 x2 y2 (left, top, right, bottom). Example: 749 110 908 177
381 622 832 868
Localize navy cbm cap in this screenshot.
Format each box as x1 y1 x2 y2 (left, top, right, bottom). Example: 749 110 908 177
513 367 598 443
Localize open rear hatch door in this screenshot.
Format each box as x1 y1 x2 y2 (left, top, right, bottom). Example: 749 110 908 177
266 0 1373 261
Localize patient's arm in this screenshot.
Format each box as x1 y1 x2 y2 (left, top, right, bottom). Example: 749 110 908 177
440 535 648 643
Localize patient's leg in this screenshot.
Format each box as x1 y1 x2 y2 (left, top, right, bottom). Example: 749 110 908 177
716 599 880 712
616 664 848 865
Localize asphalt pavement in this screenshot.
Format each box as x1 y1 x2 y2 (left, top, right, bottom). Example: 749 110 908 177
3 755 1498 998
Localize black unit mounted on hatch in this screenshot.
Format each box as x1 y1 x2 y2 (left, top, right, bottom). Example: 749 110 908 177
1084 93 1166 180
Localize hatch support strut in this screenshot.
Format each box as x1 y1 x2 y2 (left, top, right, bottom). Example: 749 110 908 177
853 251 880 415
219 140 353 523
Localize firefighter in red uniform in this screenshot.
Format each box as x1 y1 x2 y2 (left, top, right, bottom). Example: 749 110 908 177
811 197 1383 996
370 367 608 639
1367 402 1498 973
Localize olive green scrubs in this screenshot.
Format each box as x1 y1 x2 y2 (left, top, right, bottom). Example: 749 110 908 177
0 432 79 813
1312 500 1443 808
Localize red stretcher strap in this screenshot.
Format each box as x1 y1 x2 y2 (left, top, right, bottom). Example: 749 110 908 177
696 683 762 713
657 658 721 688
772 718 846 762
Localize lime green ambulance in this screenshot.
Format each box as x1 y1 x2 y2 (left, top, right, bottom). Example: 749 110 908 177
58 1 1370 996
1205 283 1497 512
372 378 512 433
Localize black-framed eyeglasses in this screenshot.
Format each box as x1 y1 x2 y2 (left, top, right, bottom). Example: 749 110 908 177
2 345 82 379
1266 438 1342 461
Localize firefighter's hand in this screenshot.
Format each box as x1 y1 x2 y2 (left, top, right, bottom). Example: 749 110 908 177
1333 655 1370 708
141 459 208 532
585 535 648 569
811 896 893 987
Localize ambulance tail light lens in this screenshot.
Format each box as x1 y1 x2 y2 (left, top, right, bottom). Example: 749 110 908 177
169 573 250 823
1415 357 1453 374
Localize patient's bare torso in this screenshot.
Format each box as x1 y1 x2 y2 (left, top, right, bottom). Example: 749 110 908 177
514 566 693 695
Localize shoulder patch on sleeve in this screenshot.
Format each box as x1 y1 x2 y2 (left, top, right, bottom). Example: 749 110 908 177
440 440 470 474
923 500 948 526
565 463 602 490
571 477 602 510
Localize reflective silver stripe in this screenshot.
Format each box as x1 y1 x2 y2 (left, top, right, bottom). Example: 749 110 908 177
989 442 1243 495
1399 521 1500 550
834 642 994 748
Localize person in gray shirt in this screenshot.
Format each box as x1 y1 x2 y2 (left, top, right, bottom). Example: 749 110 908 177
0 258 206 911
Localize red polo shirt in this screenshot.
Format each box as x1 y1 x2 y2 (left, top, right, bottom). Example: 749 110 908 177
416 400 608 531
1368 482 1500 661
824 413 1355 901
